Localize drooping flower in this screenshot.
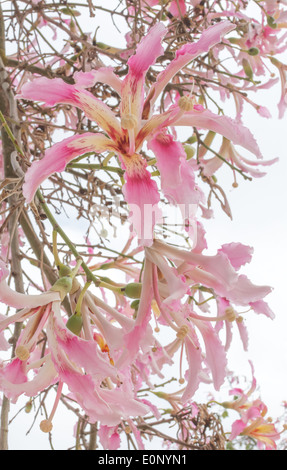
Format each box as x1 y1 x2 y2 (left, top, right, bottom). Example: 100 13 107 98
200 137 278 181
0 261 150 428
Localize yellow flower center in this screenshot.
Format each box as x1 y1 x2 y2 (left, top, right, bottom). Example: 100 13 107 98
121 113 138 130
176 324 189 340
178 95 196 112
225 307 237 322
15 345 30 362
40 419 53 433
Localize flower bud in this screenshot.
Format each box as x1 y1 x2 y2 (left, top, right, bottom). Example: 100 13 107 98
267 15 277 29
130 299 140 310
185 134 197 145
66 314 83 336
248 47 259 56
124 282 142 299
25 400 33 414
184 144 195 160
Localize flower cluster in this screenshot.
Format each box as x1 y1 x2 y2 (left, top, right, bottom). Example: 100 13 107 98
0 0 286 450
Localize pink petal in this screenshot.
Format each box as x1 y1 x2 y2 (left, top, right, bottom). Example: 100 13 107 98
148 132 205 209
0 358 56 402
218 243 254 270
181 339 203 403
18 77 122 140
122 162 161 246
192 319 227 390
236 318 249 351
169 0 187 17
156 241 239 293
249 300 275 319
0 279 60 309
174 108 263 159
227 275 273 306
51 306 116 380
98 425 121 450
146 248 188 304
229 419 247 440
74 67 122 94
23 132 116 202
121 23 167 125
144 21 236 114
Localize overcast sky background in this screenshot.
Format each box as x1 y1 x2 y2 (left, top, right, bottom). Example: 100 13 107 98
3 0 287 450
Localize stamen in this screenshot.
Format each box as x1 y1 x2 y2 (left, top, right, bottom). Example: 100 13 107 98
225 306 237 322
176 324 189 340
15 345 30 362
178 95 196 112
40 381 64 433
121 114 137 155
40 419 53 433
179 343 185 384
121 114 137 130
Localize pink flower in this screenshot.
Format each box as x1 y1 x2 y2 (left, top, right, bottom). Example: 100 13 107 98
98 425 121 450
201 137 278 180
17 21 259 247
230 409 281 450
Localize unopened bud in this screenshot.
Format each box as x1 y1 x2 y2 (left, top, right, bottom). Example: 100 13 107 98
124 283 142 299
267 15 277 29
66 314 83 336
25 400 33 413
121 114 137 130
248 47 259 56
186 134 197 145
130 299 140 310
178 95 196 112
184 144 195 160
40 419 53 433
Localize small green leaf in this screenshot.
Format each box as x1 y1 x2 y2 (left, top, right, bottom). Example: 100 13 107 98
61 7 81 17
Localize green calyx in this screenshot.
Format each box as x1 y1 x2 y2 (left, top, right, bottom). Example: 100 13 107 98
50 276 73 300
